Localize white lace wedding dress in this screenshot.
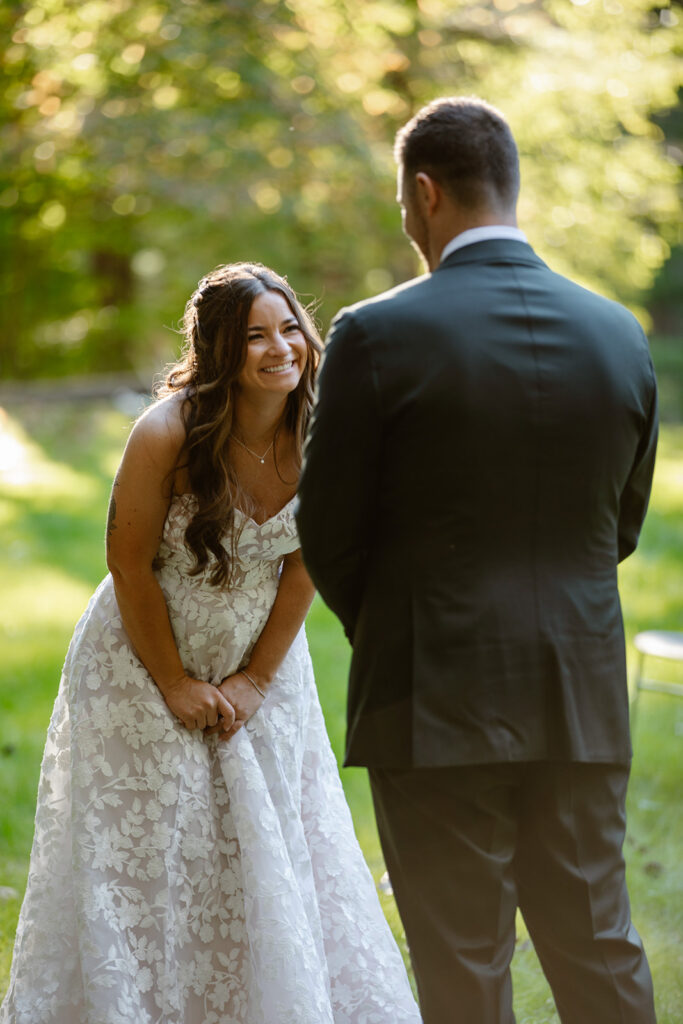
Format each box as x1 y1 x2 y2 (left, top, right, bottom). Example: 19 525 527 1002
1 494 421 1024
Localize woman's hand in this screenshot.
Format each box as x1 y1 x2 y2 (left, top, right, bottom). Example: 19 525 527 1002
163 674 236 732
206 671 267 741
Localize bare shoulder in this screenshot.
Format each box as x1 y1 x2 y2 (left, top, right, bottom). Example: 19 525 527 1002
107 394 189 563
128 393 188 461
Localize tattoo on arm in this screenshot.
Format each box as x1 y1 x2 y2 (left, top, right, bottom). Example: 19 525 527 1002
106 478 119 550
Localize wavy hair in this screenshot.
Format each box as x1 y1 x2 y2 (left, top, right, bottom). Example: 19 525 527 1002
156 262 322 586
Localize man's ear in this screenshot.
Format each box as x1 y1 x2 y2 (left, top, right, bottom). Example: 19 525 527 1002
414 171 441 217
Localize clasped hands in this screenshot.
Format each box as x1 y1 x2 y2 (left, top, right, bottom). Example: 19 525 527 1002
163 670 266 742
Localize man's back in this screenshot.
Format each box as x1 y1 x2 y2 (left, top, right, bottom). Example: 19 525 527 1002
299 238 657 767
296 95 658 1024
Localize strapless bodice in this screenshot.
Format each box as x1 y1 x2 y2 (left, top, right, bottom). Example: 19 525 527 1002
156 493 300 592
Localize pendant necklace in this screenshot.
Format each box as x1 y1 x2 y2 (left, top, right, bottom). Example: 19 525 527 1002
230 434 274 465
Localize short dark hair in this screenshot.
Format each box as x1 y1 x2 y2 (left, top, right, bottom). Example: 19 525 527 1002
395 96 520 209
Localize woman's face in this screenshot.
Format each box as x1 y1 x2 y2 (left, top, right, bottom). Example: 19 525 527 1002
237 290 308 403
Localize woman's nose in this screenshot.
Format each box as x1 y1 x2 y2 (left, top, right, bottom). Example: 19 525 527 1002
269 330 290 352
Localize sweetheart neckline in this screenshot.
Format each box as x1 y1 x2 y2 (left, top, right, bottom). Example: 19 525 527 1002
170 492 296 527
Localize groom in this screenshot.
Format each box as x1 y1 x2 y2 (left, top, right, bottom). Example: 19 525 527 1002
296 97 657 1022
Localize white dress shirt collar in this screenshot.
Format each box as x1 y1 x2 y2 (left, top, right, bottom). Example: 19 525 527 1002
440 226 528 264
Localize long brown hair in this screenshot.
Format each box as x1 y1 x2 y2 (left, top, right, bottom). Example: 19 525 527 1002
156 262 322 586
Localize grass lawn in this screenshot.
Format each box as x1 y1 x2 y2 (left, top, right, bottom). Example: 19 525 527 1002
0 394 681 1020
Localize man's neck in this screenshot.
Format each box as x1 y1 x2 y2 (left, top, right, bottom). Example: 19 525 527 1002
427 210 518 270
439 224 528 266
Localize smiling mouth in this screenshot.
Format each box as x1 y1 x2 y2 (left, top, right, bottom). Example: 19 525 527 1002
261 360 295 374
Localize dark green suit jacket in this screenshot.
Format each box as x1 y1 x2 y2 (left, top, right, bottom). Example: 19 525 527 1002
296 240 658 768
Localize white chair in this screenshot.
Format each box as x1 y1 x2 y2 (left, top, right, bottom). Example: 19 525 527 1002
631 630 683 729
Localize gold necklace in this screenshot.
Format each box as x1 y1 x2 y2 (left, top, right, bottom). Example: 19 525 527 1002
230 434 274 465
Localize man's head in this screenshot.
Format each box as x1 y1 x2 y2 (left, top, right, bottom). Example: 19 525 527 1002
395 96 520 269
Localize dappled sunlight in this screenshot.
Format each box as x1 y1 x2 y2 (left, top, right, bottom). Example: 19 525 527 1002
0 406 100 501
1 0 680 378
0 411 33 488
0 404 127 627
648 426 683 514
92 407 134 479
0 564 93 651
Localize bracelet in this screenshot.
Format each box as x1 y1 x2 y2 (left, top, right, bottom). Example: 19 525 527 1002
240 668 266 699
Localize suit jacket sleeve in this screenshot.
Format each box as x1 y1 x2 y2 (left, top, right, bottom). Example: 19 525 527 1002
296 309 381 642
617 349 658 563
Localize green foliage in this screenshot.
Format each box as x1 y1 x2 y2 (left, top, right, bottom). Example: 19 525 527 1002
650 335 683 422
0 0 681 378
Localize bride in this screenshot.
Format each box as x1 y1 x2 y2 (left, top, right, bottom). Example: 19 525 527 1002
0 263 421 1024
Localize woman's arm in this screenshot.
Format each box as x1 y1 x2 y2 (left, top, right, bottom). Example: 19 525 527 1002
106 401 234 731
213 548 315 740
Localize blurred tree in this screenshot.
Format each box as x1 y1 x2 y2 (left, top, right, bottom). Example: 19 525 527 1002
649 90 683 335
0 0 680 378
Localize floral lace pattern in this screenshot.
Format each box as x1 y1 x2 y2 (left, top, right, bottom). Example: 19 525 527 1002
1 497 421 1023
